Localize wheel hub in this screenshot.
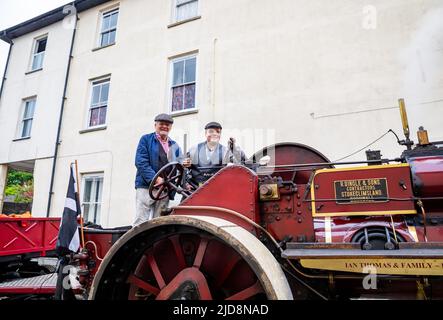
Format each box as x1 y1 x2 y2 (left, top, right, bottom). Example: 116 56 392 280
157 268 212 300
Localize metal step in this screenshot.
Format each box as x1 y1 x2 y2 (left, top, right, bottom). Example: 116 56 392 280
0 273 57 295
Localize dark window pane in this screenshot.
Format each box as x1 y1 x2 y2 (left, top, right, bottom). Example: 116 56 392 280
102 15 110 31
100 83 110 103
32 53 44 70
176 0 198 21
92 204 97 223
108 30 116 44
184 57 196 83
83 204 90 222
110 12 118 28
93 204 101 224
22 119 32 137
37 38 47 53
83 180 92 202
89 108 100 127
98 106 107 125
94 179 102 202
24 103 31 118
24 100 35 118
172 86 184 111
184 84 195 109
92 85 100 105
173 61 184 86
101 32 110 47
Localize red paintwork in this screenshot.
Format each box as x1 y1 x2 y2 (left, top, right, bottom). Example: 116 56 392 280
176 165 260 234
252 142 332 183
408 155 443 197
311 165 415 216
0 286 55 295
0 217 60 258
414 225 443 242
261 185 316 242
81 230 123 281
408 155 443 216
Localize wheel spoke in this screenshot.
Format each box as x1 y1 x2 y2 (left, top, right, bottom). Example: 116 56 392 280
154 184 166 197
167 168 176 179
147 252 166 289
169 173 182 181
153 179 165 187
160 170 168 179
134 254 148 277
169 235 187 270
127 274 160 295
225 281 263 300
193 238 209 269
215 254 241 287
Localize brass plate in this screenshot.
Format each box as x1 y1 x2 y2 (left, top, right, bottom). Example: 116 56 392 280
300 258 443 276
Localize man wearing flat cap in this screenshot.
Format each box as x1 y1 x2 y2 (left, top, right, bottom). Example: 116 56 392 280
133 113 182 226
183 122 245 186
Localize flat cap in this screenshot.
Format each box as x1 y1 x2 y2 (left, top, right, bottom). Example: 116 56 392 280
205 121 222 130
154 113 174 124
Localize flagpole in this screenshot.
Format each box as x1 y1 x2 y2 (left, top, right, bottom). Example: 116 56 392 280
74 160 85 249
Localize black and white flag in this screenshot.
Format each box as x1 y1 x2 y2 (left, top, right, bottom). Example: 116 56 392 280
56 164 81 256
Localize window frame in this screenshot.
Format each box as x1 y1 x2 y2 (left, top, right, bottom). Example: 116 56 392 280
98 8 119 48
17 97 37 139
81 173 104 225
172 0 199 23
169 54 198 114
86 77 110 129
30 35 48 71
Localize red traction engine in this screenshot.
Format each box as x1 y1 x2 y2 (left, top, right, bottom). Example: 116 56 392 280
79 102 443 300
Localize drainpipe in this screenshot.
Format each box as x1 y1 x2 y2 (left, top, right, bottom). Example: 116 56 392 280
0 31 13 103
46 8 78 217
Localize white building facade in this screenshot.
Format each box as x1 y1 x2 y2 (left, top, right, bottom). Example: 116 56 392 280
1 0 443 227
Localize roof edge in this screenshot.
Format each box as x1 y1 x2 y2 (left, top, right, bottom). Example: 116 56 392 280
0 0 111 43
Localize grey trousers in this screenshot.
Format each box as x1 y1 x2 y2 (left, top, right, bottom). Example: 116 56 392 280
133 188 169 226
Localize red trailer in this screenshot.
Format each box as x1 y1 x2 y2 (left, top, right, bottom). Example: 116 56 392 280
0 217 60 297
0 217 60 261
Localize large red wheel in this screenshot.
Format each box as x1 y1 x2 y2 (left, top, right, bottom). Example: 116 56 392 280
89 216 293 300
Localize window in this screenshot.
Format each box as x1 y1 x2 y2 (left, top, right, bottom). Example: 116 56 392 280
31 37 47 70
18 98 36 138
170 55 196 112
81 174 103 224
174 0 198 22
88 78 110 127
99 9 119 47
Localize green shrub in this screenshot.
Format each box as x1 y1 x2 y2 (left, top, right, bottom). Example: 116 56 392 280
5 169 34 203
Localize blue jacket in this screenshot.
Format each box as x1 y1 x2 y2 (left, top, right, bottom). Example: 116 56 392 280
135 132 182 189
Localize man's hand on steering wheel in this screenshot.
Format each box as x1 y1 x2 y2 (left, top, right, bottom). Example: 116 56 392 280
155 176 164 186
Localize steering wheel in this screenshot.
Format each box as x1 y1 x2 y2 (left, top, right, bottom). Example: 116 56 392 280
148 162 185 201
